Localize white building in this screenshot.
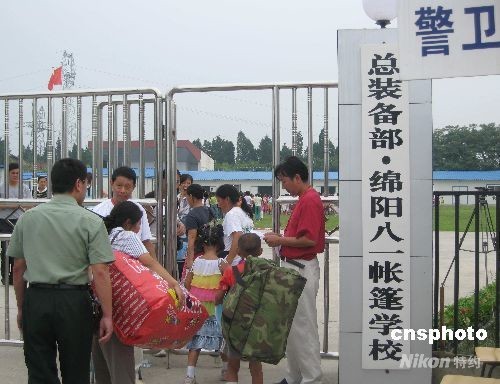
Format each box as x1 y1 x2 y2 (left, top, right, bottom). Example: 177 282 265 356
13 169 500 203
432 171 500 205
177 140 215 171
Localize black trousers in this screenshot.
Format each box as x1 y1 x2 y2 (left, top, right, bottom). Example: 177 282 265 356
0 219 16 283
23 286 93 384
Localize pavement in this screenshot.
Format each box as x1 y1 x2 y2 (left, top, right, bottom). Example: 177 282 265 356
0 231 497 383
0 240 340 384
0 345 340 384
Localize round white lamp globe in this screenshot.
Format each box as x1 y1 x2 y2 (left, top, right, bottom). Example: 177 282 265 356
362 0 398 28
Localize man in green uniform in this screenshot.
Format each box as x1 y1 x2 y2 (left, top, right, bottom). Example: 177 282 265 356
9 158 115 384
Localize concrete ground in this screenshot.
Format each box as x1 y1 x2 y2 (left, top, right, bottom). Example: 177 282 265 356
0 345 340 384
0 231 497 383
0 240 340 384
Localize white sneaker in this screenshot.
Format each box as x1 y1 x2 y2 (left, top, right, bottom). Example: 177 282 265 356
183 376 196 384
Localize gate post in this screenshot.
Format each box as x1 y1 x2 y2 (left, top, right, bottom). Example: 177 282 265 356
338 28 432 383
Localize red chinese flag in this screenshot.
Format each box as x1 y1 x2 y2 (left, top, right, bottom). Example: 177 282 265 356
47 66 63 91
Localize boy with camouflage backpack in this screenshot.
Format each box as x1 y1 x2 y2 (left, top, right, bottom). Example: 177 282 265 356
216 233 307 383
215 233 264 384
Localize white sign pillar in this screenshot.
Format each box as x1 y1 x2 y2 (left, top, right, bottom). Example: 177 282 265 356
361 44 411 369
338 28 433 383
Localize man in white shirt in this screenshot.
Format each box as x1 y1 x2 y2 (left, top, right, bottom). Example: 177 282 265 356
92 166 156 260
0 162 32 285
253 193 262 220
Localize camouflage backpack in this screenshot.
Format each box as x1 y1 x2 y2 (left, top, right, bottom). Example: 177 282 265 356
221 257 307 365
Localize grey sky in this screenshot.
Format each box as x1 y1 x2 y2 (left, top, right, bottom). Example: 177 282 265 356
1 0 499 147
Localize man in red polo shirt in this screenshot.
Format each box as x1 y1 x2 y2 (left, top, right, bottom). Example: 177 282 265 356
264 156 325 384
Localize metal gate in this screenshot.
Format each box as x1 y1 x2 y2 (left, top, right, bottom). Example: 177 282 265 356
0 88 165 346
0 83 341 358
165 81 339 358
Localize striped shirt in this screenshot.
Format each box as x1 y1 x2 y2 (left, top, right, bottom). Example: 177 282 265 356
109 227 148 259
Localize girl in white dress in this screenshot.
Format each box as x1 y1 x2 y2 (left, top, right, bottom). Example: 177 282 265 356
182 223 224 384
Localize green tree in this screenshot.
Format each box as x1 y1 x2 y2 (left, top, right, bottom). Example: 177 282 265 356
192 139 202 150
475 123 500 169
0 139 8 168
280 143 293 160
295 131 304 159
256 135 273 167
302 129 337 170
68 144 92 166
236 131 256 164
433 124 500 170
202 140 212 157
211 135 235 165
192 136 234 165
55 137 62 161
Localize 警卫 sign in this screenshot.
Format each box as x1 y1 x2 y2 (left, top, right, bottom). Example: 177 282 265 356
398 0 500 80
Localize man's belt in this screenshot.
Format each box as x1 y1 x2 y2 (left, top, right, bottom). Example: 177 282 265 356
280 256 305 269
29 283 89 290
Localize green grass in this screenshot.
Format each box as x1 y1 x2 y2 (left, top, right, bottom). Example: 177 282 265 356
253 205 497 232
433 204 497 232
253 213 339 232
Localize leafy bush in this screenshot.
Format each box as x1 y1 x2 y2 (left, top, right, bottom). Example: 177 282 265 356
438 282 497 354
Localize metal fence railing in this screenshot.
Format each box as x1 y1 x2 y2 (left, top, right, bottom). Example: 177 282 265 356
0 198 158 347
0 83 341 359
433 190 499 356
0 88 166 264
167 82 340 358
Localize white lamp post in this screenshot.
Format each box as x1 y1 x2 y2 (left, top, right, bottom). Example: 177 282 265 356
362 0 398 28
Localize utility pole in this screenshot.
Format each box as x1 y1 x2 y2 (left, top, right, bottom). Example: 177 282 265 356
60 50 77 157
62 50 76 89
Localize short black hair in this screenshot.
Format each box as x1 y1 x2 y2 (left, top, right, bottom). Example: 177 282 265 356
179 173 193 184
187 184 205 200
51 158 87 194
238 233 261 256
8 162 19 172
274 156 309 182
37 175 47 182
103 200 142 234
111 166 136 186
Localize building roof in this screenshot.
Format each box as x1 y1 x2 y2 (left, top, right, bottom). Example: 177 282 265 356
177 140 201 161
87 139 205 163
432 170 500 181
183 171 339 181
11 169 500 182
175 170 500 181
